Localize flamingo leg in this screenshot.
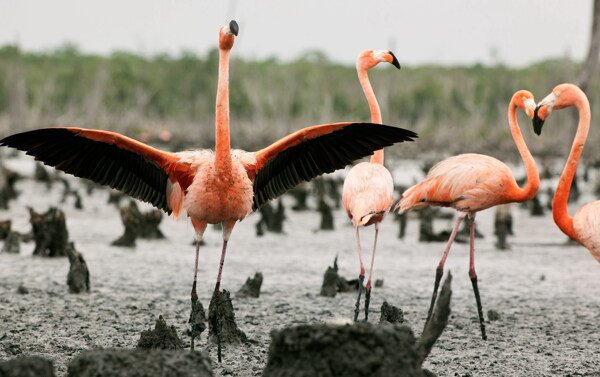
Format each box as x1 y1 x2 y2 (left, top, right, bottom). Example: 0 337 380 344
212 220 237 363
191 240 201 303
353 225 366 322
214 239 229 294
364 222 380 322
468 214 487 340
425 212 465 326
189 221 207 351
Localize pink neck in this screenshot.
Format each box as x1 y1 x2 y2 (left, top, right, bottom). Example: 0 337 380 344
357 68 384 165
552 95 591 241
215 48 232 172
507 101 539 202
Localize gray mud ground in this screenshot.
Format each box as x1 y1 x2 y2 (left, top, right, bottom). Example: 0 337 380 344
1 157 600 376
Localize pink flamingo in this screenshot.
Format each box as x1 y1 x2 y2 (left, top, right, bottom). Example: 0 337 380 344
0 20 417 345
533 83 600 263
342 49 400 322
395 90 539 339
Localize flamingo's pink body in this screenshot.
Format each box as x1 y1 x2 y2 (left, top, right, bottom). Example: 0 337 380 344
398 153 529 214
396 90 539 339
343 162 393 226
573 202 600 261
175 149 257 234
342 49 400 321
534 83 600 263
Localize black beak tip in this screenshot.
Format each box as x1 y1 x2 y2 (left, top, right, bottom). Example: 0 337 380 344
229 20 239 36
389 51 401 70
532 106 544 136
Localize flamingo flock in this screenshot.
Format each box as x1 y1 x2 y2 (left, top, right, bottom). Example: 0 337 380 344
1 19 598 351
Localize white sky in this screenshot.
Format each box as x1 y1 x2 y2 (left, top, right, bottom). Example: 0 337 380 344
0 0 593 67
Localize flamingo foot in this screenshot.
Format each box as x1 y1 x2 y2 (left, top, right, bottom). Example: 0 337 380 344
470 276 487 340
353 274 365 322
425 266 444 326
364 286 372 322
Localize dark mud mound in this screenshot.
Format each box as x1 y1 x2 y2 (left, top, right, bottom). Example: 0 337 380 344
66 242 90 293
256 200 285 235
0 355 55 377
379 301 404 324
0 220 11 239
263 323 424 377
0 166 20 209
29 207 70 257
264 273 453 377
137 315 183 350
317 198 335 230
112 201 165 247
189 300 207 347
319 256 341 297
67 349 213 377
236 272 263 298
1 231 20 254
494 204 512 250
319 256 355 297
208 290 247 344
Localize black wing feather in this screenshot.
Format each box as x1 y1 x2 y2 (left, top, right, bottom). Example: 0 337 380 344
1 129 171 213
252 123 416 210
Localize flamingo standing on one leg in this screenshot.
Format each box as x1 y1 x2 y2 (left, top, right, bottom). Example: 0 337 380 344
395 90 539 340
533 83 600 263
0 20 417 349
342 49 400 322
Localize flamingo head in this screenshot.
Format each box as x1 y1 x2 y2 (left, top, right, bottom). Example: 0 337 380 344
219 20 239 50
512 90 536 119
356 50 400 71
532 83 583 135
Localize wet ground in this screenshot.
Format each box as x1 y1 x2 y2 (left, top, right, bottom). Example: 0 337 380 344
1 157 600 376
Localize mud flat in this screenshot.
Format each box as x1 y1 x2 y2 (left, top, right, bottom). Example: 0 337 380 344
1 157 600 376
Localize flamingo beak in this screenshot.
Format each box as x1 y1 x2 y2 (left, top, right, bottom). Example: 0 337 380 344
384 51 401 69
532 92 556 136
532 105 546 135
229 20 239 36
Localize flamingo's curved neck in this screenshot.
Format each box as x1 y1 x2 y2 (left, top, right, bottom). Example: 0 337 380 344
553 95 591 240
357 68 384 165
215 48 232 173
508 101 539 202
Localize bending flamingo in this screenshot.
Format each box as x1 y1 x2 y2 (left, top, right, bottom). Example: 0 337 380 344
395 90 539 339
342 49 400 322
0 20 417 344
533 83 600 263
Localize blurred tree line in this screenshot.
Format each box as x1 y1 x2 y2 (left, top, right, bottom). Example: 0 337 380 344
0 44 598 161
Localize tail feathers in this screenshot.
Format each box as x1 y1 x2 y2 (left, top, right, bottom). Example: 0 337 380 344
358 210 386 226
348 200 388 226
395 185 427 214
167 180 185 219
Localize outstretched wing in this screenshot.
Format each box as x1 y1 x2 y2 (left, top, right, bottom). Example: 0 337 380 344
0 127 187 213
250 122 417 210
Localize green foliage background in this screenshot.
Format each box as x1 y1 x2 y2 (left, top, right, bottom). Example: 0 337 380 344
0 44 597 161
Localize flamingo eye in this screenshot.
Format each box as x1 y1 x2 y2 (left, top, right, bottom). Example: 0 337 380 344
420 198 426 202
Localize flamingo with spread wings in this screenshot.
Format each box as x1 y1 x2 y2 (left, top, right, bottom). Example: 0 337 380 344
533 83 600 263
0 20 417 346
342 49 400 322
395 90 539 339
